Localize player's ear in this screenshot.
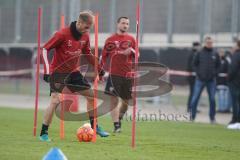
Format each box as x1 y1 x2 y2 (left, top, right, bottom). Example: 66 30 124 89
76 19 81 25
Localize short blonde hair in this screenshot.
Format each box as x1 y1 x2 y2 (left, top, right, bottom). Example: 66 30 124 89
78 10 94 24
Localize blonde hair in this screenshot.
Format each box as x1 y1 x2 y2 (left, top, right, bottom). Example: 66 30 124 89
78 10 94 24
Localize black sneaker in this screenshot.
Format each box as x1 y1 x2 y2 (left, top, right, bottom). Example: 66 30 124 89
113 127 121 133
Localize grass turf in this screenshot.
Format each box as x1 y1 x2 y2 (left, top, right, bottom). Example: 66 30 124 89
0 107 240 160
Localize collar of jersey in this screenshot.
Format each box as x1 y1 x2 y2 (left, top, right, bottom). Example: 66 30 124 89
70 21 82 40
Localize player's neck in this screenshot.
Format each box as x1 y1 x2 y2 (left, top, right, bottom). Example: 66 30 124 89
116 30 127 36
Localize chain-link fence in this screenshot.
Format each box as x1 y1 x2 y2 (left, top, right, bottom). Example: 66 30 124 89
1 0 239 116
0 0 239 44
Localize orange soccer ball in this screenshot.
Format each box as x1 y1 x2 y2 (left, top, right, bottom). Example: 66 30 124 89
76 123 94 142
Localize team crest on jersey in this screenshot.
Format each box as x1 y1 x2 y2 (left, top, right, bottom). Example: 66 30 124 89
105 42 117 51
120 40 131 49
67 40 72 47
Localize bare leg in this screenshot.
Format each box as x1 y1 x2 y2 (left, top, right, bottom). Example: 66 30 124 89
40 93 60 136
77 89 109 137
119 99 129 121
43 93 60 125
110 96 119 123
77 89 97 129
77 89 95 117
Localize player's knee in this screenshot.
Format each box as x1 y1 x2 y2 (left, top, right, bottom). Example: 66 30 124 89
51 93 60 105
122 99 129 106
111 97 118 106
86 97 94 106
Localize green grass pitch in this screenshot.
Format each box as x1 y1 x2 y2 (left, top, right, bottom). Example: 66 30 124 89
0 107 240 160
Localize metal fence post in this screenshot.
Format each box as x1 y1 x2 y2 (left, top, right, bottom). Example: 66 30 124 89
51 0 58 34
167 0 175 44
199 0 212 43
110 0 116 33
69 0 77 22
14 0 22 42
231 0 239 41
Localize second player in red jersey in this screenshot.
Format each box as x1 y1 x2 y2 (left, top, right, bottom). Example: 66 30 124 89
100 16 137 133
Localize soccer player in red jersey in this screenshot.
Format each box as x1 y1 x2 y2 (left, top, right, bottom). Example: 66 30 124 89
39 11 109 141
100 16 137 133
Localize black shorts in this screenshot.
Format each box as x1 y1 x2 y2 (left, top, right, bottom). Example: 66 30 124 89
105 74 133 100
50 72 91 94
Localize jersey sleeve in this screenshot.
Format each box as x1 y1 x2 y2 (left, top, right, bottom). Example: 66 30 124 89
41 32 64 74
130 37 139 58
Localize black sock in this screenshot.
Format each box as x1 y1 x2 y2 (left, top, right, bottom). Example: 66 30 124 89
118 118 122 128
114 122 120 129
40 124 49 136
89 117 98 129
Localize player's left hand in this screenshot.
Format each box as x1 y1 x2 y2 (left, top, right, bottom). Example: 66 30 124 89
120 48 133 55
98 69 105 81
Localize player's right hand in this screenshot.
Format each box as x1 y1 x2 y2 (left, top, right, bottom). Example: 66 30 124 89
43 74 50 83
